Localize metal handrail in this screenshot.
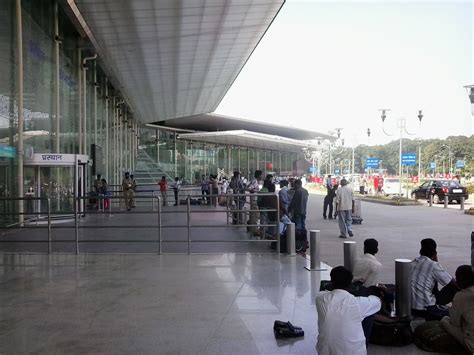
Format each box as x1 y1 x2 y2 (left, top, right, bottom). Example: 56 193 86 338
0 197 52 253
1 193 281 255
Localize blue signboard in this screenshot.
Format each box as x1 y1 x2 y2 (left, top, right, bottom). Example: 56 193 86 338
0 145 16 158
366 157 379 168
401 153 416 165
343 169 350 174
308 166 319 174
456 160 465 168
335 169 340 174
430 162 436 169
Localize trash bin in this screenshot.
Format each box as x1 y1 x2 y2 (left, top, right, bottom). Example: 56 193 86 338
359 186 365 194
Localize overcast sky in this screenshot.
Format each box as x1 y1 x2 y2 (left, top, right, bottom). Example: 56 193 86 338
216 0 473 145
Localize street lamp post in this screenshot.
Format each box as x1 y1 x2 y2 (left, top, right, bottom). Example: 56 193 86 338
379 109 423 196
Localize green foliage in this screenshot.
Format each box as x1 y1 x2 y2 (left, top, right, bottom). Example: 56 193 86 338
352 135 474 175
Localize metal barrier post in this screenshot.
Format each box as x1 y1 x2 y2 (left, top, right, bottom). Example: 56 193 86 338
287 222 296 256
460 197 465 211
444 195 448 208
395 258 412 317
187 196 191 255
471 231 474 267
429 194 433 207
305 230 327 271
75 197 79 255
156 196 161 254
343 241 357 272
47 198 51 254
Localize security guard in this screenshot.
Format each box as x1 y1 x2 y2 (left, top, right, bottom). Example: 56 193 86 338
122 172 134 211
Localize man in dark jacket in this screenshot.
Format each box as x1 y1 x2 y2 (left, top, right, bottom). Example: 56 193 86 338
289 179 309 230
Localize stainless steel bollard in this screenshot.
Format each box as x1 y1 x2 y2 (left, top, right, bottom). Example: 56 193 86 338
287 222 296 256
343 241 357 272
460 197 465 211
305 230 327 271
429 194 433 207
444 195 448 208
395 258 412 317
471 232 474 267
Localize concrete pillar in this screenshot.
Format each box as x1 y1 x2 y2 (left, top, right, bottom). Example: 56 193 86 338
343 241 357 272
395 258 412 317
287 222 296 256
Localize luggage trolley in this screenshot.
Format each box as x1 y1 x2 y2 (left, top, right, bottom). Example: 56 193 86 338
352 198 363 224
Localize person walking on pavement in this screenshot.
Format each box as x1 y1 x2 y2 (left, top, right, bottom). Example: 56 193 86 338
158 176 168 207
336 178 354 238
122 172 134 211
247 170 263 235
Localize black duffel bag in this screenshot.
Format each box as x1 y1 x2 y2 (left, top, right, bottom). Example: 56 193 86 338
369 314 413 347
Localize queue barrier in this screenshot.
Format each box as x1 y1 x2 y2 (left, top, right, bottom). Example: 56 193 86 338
0 192 280 255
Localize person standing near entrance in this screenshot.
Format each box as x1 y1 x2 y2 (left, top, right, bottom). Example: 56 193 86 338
336 178 354 238
173 177 181 206
247 170 263 235
201 175 210 204
130 174 137 208
122 172 134 211
288 179 308 230
158 176 168 207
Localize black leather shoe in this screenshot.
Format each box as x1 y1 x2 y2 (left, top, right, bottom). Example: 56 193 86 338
273 320 302 331
348 231 354 237
273 320 304 338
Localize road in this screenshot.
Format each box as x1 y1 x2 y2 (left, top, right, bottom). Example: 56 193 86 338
305 192 474 283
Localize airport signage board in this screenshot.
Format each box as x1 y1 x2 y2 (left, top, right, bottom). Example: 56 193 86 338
366 158 379 168
0 145 16 158
25 153 89 166
430 162 436 169
401 153 416 165
456 160 465 168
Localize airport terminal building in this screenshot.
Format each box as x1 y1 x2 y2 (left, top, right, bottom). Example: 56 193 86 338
0 0 330 220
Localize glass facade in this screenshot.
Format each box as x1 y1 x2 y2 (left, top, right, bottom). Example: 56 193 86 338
0 1 304 225
0 0 138 222
139 127 302 184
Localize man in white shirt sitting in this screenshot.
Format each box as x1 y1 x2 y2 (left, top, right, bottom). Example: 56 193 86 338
316 266 381 355
353 238 382 287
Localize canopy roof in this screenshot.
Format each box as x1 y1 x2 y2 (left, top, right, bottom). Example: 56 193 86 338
70 0 285 123
178 130 318 152
154 113 334 141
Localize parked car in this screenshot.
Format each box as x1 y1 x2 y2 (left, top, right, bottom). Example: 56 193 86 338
382 178 402 196
411 179 469 204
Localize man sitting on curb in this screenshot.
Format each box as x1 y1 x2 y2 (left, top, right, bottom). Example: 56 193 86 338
412 238 459 320
316 266 381 355
353 238 382 287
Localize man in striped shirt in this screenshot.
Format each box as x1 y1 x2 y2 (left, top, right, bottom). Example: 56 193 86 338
411 238 458 320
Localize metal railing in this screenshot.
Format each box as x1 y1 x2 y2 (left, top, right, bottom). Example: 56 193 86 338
0 192 280 255
0 197 52 253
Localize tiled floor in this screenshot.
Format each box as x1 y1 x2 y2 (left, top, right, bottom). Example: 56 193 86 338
0 193 467 353
0 253 322 354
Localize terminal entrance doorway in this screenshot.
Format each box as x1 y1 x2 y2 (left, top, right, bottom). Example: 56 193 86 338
24 154 89 218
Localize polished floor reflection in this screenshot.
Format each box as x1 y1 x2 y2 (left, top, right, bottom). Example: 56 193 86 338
0 253 435 354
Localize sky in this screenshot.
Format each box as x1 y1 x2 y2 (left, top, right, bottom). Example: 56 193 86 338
216 0 474 145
